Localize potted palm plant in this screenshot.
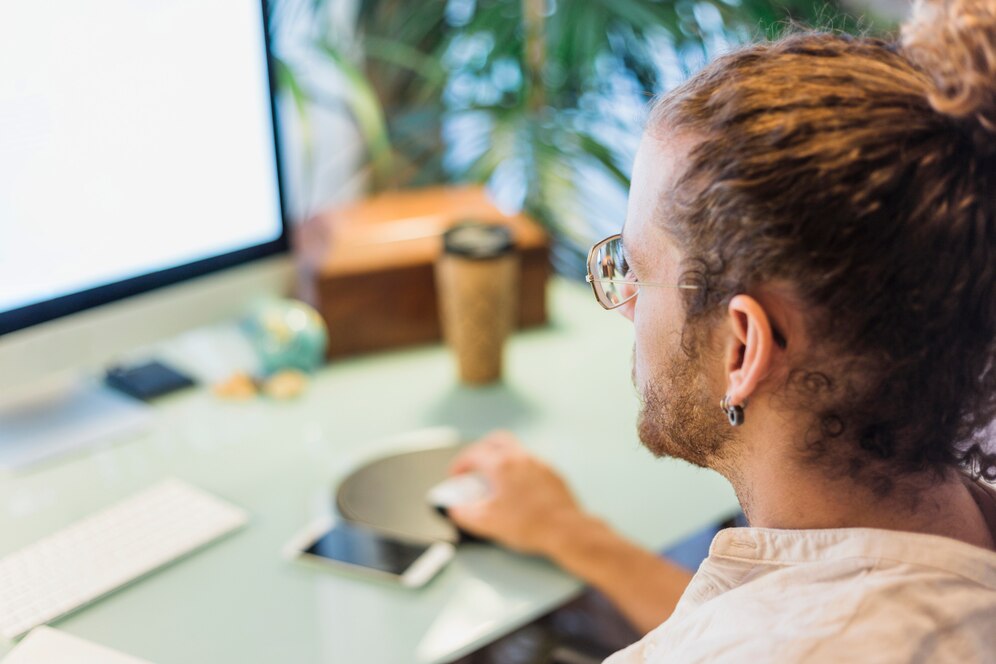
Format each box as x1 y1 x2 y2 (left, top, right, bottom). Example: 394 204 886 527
271 0 871 272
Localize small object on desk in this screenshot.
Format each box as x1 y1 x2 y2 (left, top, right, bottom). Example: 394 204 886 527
104 360 196 401
435 222 519 385
0 479 248 642
260 369 308 400
284 516 455 589
242 298 328 375
213 369 309 401
3 626 154 664
213 372 259 400
427 472 494 544
427 472 492 510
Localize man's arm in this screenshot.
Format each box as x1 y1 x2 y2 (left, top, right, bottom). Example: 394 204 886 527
447 432 693 635
540 509 693 634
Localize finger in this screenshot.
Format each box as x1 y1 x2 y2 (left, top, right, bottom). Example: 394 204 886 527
448 433 517 475
450 454 511 489
448 444 492 476
480 430 519 450
447 502 491 532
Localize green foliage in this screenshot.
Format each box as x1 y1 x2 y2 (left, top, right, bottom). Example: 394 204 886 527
273 0 882 271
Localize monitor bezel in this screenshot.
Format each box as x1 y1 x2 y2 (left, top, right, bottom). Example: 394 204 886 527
0 0 291 337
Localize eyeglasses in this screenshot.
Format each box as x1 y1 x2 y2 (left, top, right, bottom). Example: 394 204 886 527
585 233 699 310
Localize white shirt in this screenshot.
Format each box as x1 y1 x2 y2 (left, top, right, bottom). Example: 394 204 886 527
606 481 996 663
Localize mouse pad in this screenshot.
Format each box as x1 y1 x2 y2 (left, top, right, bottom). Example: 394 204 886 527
336 445 463 544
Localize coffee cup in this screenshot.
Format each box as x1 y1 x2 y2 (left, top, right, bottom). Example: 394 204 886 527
434 222 519 384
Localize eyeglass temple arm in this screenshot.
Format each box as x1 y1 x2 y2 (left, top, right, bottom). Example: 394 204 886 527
585 275 700 290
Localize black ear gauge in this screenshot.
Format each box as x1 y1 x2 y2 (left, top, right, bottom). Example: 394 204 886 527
720 395 746 426
728 404 745 426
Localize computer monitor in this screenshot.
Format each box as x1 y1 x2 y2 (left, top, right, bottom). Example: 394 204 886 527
0 0 294 469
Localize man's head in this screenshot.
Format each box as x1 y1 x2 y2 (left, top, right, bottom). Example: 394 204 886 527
623 135 735 471
626 0 996 496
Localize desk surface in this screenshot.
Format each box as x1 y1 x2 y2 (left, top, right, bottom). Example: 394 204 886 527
0 279 738 664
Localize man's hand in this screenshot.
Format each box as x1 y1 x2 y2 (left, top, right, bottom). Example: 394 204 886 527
449 431 693 633
447 431 585 556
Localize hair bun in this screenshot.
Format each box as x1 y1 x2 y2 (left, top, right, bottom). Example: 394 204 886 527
902 0 996 154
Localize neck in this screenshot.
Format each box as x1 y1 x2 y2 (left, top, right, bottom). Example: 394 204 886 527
726 437 994 551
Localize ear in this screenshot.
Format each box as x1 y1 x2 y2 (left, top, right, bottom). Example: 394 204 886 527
725 295 776 406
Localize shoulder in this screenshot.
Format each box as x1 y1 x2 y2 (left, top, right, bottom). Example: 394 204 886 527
793 594 996 664
624 595 996 664
624 529 996 664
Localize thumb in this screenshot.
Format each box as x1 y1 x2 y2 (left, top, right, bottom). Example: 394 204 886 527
447 501 489 530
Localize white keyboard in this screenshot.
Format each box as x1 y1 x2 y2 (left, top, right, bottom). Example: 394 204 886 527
0 479 248 641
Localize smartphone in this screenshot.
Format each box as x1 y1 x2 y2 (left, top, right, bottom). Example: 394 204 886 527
284 516 455 588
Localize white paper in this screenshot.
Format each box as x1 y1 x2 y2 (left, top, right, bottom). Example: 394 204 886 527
4 626 153 664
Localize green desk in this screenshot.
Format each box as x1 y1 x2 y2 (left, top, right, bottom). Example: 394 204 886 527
0 280 738 663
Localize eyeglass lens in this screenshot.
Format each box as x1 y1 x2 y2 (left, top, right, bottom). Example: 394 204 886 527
590 236 638 308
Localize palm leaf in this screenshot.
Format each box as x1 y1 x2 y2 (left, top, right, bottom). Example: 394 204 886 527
274 0 871 264
316 40 394 187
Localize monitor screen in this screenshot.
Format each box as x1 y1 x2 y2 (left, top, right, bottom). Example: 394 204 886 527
0 0 288 335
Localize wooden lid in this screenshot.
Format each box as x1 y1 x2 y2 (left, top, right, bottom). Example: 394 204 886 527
304 186 548 276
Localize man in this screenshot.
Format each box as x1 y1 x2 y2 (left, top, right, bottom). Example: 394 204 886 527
448 0 996 660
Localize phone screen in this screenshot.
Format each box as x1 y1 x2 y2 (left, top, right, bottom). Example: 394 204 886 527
303 521 433 576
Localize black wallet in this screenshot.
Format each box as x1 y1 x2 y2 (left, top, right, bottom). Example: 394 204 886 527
105 360 197 402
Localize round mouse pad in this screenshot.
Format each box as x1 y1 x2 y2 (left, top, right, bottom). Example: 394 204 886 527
335 445 462 544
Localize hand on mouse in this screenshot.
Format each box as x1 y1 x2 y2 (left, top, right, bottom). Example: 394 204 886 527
447 430 585 555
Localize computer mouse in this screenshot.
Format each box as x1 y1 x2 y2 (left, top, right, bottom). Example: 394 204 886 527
426 473 493 544
426 472 492 509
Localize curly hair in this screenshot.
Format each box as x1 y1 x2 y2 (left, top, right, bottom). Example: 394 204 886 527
649 0 996 495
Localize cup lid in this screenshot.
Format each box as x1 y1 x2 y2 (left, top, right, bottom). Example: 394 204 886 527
442 222 514 259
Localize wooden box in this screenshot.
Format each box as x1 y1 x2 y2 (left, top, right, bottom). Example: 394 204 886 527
298 186 551 358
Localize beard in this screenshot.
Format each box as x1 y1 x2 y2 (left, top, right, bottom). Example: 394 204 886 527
636 336 734 468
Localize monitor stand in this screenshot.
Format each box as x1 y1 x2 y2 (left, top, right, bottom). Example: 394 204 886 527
0 377 151 471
